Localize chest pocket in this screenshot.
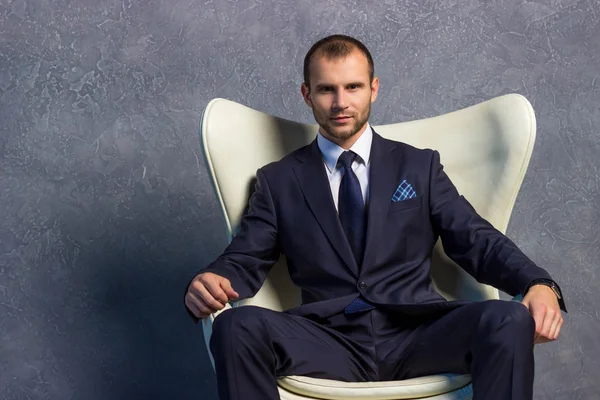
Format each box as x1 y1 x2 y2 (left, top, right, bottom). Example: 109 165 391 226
389 195 423 213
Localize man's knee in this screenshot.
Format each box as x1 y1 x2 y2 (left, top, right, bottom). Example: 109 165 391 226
478 300 535 337
210 306 270 351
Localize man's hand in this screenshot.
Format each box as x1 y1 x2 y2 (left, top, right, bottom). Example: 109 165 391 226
185 272 239 320
521 284 563 344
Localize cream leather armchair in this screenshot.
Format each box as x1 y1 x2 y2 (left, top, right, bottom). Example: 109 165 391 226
199 94 536 400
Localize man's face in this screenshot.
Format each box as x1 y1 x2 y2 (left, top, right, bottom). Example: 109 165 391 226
301 49 379 147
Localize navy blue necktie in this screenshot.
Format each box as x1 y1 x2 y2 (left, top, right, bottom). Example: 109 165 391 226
337 151 366 265
338 151 376 314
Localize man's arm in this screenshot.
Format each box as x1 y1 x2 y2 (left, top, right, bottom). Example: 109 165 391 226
185 168 280 321
427 150 566 312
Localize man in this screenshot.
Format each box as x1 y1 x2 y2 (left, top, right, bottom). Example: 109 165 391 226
185 35 566 400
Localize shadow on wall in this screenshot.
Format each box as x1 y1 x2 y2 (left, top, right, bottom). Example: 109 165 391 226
26 179 223 399
93 184 221 399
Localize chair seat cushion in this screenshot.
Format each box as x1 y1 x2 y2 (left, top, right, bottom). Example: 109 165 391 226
277 374 471 400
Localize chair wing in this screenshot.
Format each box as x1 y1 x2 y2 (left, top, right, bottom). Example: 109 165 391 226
200 94 536 310
201 99 315 310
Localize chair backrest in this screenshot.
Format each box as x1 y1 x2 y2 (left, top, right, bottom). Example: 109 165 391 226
200 94 536 310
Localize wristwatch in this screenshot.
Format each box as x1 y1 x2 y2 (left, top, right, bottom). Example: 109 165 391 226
526 278 562 300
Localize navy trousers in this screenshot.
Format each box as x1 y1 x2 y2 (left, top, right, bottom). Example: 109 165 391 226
209 300 535 400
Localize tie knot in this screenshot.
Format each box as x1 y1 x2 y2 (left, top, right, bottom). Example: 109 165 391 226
337 151 358 170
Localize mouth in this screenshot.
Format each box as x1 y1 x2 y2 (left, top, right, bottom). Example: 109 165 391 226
331 116 353 123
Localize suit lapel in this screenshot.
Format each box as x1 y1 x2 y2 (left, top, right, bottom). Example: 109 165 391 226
362 131 401 271
293 140 359 276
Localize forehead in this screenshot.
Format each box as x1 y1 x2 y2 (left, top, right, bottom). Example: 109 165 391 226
309 49 370 84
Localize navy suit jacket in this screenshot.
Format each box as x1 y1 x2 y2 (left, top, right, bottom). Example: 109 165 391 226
191 131 563 322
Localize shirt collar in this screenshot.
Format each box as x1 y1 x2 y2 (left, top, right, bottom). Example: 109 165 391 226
317 123 373 172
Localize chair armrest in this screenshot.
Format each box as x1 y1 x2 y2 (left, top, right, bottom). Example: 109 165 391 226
202 303 233 370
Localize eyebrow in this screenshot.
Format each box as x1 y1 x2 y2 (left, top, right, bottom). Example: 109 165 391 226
314 82 366 90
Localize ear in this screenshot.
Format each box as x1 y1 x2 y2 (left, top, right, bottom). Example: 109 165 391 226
370 77 380 103
301 82 313 108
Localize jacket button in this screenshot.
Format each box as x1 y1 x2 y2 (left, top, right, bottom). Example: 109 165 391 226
358 282 368 290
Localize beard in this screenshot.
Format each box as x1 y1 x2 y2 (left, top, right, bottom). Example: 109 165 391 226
313 104 371 142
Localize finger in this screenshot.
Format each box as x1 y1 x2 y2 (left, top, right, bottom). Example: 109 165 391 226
190 278 227 308
220 279 239 299
185 295 202 318
547 314 560 340
551 317 564 340
198 311 211 319
196 284 226 311
195 299 212 318
186 292 215 321
187 291 215 315
529 307 546 340
203 279 230 304
539 309 556 340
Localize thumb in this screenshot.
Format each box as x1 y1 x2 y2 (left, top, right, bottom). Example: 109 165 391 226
220 279 239 299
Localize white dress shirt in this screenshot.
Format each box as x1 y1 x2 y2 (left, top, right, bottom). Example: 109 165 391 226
316 123 373 212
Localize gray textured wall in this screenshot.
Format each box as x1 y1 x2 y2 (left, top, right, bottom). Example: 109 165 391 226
1 0 598 399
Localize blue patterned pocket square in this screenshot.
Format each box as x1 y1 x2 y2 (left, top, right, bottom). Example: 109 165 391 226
392 180 417 202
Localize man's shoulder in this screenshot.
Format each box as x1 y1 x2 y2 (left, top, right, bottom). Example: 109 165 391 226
376 133 436 161
258 142 311 176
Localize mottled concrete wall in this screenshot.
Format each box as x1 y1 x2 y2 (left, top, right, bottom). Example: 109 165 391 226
1 0 598 399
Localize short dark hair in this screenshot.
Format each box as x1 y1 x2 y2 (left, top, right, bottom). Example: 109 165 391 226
303 34 374 89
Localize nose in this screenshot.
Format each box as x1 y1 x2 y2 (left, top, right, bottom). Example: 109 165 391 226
333 89 349 110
